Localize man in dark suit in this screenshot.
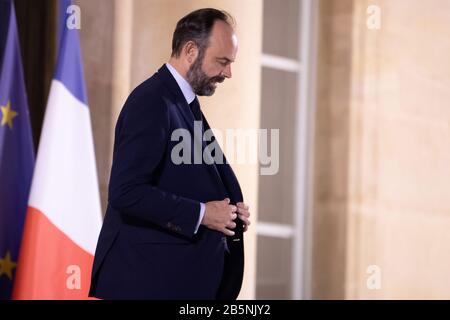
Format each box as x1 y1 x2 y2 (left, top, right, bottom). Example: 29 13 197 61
89 8 251 300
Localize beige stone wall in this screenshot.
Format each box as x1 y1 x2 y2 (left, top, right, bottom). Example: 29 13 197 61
79 0 262 299
312 0 354 299
77 0 115 212
314 0 450 299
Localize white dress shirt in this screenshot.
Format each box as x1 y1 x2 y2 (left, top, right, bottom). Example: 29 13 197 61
166 63 205 233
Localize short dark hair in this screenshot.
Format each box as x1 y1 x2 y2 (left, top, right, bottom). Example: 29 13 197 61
171 8 234 57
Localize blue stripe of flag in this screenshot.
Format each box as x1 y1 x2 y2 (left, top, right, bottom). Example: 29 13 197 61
0 0 35 299
54 0 88 106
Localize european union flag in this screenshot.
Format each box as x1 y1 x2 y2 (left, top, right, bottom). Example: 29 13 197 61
0 0 35 299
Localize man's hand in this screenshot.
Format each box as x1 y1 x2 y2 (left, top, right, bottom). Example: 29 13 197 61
202 198 238 236
236 202 251 232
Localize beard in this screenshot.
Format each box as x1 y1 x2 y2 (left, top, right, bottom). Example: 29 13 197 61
186 54 225 96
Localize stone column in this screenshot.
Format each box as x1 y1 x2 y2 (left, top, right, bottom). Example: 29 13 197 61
313 0 450 299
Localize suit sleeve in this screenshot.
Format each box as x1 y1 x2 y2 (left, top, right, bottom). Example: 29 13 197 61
108 90 200 238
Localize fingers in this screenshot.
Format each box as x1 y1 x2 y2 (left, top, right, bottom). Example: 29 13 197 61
226 221 237 229
237 207 250 217
236 205 251 231
236 203 250 218
237 202 249 210
219 200 249 236
237 206 250 229
239 216 251 227
222 228 235 236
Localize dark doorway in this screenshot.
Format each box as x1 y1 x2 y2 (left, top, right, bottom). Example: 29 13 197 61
14 0 57 149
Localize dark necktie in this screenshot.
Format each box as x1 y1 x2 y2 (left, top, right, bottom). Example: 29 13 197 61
189 97 203 122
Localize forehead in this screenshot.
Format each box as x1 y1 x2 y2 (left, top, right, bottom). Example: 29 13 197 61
206 20 238 59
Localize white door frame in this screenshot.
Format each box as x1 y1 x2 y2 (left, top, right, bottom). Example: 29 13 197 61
257 0 318 300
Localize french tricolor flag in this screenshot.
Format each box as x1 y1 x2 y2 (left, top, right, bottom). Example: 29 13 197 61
13 1 102 299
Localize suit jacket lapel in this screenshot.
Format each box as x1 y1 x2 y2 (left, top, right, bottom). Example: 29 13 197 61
202 116 244 204
157 65 196 134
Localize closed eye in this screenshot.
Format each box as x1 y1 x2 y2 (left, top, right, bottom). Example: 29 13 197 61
217 58 233 66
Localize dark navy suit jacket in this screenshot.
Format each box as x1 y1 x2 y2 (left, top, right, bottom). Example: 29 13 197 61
89 65 244 300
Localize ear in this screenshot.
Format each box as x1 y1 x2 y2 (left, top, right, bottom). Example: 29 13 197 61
183 41 199 64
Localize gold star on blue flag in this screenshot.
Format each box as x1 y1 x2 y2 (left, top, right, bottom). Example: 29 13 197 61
0 0 35 299
0 251 17 280
1 101 19 129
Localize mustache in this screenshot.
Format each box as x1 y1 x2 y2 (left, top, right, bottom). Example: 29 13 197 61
210 76 225 83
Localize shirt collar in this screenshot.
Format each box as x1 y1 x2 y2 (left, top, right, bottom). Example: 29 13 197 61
165 63 196 104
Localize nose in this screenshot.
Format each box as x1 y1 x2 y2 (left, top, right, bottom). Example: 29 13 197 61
222 64 232 79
